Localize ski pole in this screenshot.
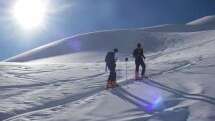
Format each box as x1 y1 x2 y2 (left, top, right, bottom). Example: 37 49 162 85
125 57 128 80
105 63 108 72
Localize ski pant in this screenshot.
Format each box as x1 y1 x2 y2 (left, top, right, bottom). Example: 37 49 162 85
135 59 145 76
107 63 116 81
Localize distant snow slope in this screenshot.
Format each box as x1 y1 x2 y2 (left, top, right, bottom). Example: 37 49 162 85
187 15 215 26
145 15 215 32
5 30 176 63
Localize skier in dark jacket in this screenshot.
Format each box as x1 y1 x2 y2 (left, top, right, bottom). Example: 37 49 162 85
133 43 146 79
105 48 118 88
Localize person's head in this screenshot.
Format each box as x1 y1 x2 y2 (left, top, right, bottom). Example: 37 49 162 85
113 48 118 53
137 43 141 48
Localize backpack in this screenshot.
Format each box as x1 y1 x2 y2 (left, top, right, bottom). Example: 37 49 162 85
105 52 114 64
133 48 144 59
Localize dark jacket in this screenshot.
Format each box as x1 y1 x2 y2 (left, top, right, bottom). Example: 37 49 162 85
105 51 116 64
133 48 145 60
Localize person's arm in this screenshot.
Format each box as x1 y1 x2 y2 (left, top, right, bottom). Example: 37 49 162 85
143 54 146 59
142 48 146 59
133 49 136 58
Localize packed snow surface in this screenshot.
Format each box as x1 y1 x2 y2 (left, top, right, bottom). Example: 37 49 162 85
1 15 215 121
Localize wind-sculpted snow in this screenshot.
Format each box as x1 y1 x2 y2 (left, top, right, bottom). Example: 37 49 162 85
1 15 215 121
5 15 215 63
187 15 215 26
1 51 215 121
145 15 215 32
5 30 167 62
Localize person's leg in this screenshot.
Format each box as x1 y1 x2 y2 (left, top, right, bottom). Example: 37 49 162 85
135 60 139 73
108 72 111 80
141 60 146 77
113 64 116 81
108 64 114 80
135 60 140 79
107 64 113 88
107 63 117 88
111 64 118 87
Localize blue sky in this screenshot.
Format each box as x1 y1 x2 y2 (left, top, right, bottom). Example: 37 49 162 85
0 0 215 60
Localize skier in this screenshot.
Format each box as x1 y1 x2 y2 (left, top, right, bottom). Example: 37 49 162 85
133 43 146 80
105 48 118 89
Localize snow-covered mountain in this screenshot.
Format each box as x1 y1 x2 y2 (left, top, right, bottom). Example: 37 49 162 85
4 30 169 62
1 15 215 121
5 15 215 63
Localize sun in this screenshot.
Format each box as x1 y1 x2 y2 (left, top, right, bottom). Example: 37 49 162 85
12 0 49 30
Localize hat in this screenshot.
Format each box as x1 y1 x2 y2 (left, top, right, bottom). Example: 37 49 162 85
114 48 118 52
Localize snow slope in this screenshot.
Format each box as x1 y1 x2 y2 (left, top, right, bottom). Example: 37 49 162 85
4 30 176 63
145 15 215 32
1 15 215 121
187 15 215 26
5 15 215 63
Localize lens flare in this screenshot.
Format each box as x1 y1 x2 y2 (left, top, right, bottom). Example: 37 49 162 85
153 97 162 107
145 96 163 112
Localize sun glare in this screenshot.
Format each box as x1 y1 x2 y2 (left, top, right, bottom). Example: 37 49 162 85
12 0 49 30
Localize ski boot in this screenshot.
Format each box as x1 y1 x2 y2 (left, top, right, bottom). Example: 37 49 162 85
135 71 141 80
106 80 113 89
141 75 149 80
111 80 119 87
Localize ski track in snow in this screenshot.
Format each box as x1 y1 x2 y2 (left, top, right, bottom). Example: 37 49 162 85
1 53 215 121
2 16 215 121
1 57 214 121
0 72 106 89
